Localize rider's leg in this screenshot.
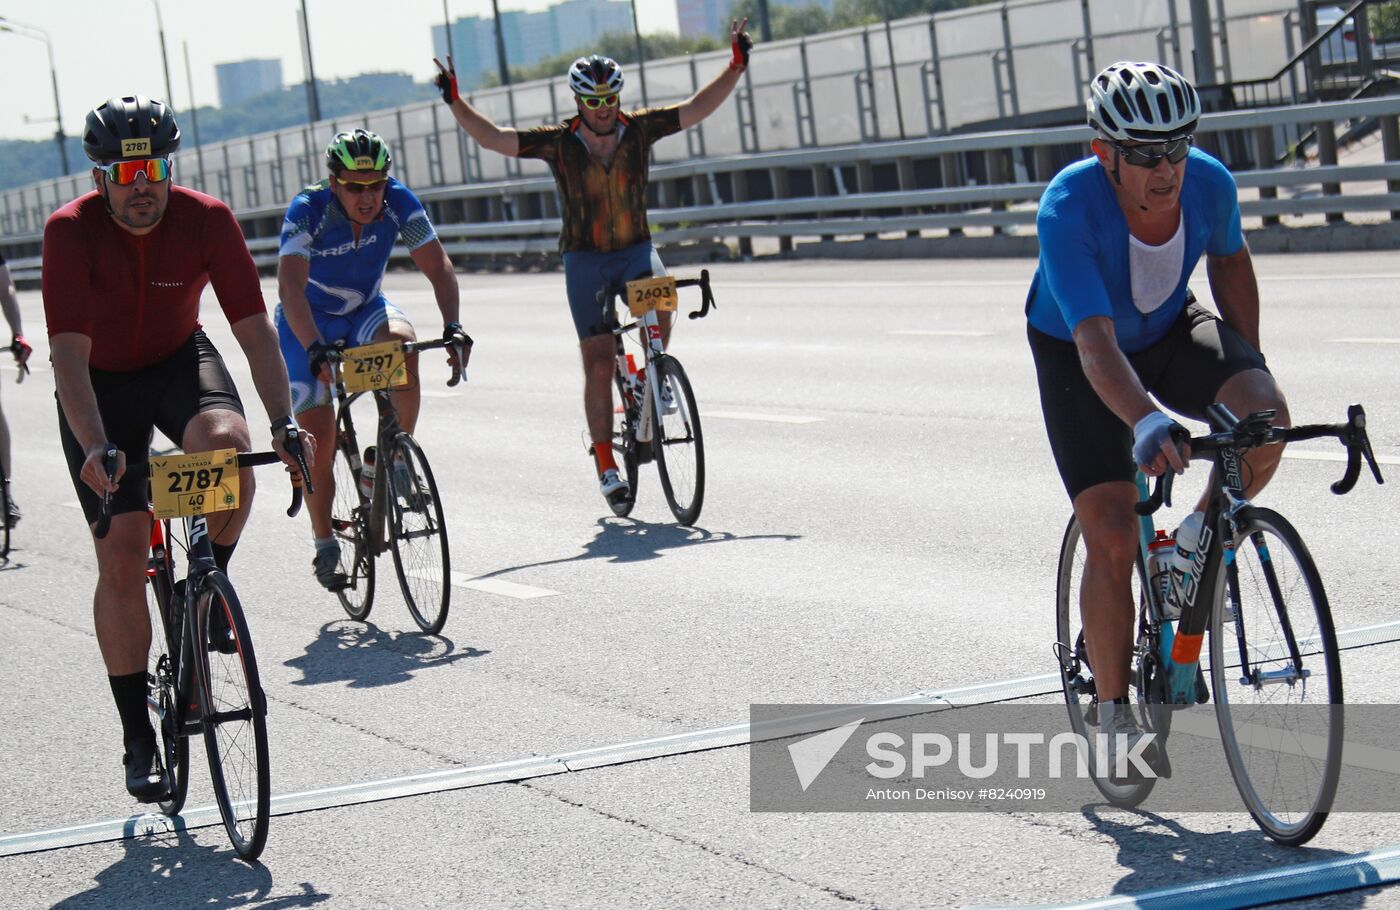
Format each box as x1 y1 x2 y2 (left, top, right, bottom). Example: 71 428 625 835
0 390 10 479
91 511 156 678
181 407 253 552
1211 368 1290 500
375 318 420 436
1072 481 1142 703
581 334 616 473
296 405 337 539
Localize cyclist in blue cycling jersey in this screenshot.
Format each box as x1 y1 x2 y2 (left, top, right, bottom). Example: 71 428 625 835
277 129 469 590
1027 63 1290 768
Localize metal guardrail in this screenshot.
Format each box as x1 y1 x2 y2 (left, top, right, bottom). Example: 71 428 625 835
5 96 1398 281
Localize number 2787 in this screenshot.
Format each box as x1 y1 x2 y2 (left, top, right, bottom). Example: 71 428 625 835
167 467 224 493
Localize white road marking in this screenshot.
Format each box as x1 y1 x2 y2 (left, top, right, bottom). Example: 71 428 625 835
1284 449 1400 466
887 329 994 337
1328 337 1400 344
420 390 464 399
443 569 560 599
706 411 824 425
5 619 1397 857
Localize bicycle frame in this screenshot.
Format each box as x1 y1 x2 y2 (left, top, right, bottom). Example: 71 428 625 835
148 511 229 734
332 383 406 556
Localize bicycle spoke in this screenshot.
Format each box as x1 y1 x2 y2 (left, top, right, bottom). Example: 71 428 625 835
388 435 451 634
652 357 705 525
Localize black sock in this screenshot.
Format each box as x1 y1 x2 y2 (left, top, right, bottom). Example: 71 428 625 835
108 672 154 751
212 541 236 573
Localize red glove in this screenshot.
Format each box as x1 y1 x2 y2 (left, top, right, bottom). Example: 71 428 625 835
433 56 460 105
729 18 752 72
10 334 30 365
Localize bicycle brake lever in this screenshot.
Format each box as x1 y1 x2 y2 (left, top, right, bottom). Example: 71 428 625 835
94 446 120 539
1135 470 1174 516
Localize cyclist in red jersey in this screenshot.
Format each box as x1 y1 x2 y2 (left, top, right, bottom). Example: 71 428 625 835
0 253 31 527
432 19 753 508
42 96 313 803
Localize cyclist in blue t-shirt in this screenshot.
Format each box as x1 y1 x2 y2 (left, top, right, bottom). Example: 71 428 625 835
277 130 469 590
1027 62 1290 767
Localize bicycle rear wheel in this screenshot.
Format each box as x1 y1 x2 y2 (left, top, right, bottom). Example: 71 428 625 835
145 540 188 815
1054 514 1155 808
331 425 375 621
387 433 451 634
1208 507 1342 847
609 372 639 518
195 571 270 861
650 355 705 525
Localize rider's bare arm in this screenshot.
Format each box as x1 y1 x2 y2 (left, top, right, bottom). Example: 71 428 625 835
51 332 121 494
1206 244 1262 353
677 60 744 130
0 264 21 338
432 59 521 158
411 239 461 327
277 255 322 350
229 313 312 468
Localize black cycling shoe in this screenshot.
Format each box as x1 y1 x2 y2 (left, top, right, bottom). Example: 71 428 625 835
124 738 168 803
3 501 19 529
313 547 349 592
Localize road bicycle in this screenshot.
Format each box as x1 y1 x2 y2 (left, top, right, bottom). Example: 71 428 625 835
1055 403 1383 845
598 270 716 526
1 339 29 558
324 335 465 634
98 434 312 861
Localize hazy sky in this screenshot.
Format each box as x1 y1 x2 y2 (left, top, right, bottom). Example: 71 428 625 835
0 0 680 142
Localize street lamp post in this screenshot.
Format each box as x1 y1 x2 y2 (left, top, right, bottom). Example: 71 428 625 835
298 0 322 124
150 0 176 106
0 17 70 175
629 0 648 106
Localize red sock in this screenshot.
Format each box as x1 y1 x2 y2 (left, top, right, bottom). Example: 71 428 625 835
593 444 618 474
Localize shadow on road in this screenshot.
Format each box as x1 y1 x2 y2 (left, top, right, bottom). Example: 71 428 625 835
1085 806 1367 905
473 516 801 577
51 822 331 909
284 620 490 689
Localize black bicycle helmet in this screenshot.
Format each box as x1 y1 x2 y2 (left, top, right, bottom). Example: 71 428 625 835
83 95 181 163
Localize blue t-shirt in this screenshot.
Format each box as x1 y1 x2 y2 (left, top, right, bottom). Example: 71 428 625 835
278 176 437 316
1025 148 1243 353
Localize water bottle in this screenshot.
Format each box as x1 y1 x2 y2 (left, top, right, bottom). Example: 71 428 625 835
1146 529 1176 618
359 446 377 500
1173 511 1206 573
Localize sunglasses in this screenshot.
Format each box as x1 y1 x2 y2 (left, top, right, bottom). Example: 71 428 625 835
579 94 620 110
1112 136 1193 168
336 176 388 194
102 157 171 185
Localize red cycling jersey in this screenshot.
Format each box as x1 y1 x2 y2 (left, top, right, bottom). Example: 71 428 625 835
42 185 266 372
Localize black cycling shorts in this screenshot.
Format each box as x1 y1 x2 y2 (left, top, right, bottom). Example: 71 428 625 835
59 330 245 524
1029 300 1270 502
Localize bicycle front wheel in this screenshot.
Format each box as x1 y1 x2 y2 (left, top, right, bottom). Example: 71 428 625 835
387 434 451 634
195 571 270 861
145 542 188 816
331 426 375 621
1054 515 1155 808
650 355 705 525
1208 507 1342 847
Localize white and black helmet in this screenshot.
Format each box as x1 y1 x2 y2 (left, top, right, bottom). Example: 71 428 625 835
568 55 624 96
1086 61 1200 141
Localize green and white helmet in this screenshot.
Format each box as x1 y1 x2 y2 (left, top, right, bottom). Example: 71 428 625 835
326 129 391 174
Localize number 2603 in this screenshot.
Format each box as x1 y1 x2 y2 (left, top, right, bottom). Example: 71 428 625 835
633 287 672 303
167 467 224 493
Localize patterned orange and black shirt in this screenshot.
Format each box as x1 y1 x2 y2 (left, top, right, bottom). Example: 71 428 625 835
516 106 683 254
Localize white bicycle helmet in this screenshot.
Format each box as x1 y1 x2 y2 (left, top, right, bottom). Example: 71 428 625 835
568 55 624 96
1087 62 1200 141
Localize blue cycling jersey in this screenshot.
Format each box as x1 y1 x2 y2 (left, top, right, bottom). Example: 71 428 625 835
278 176 437 316
1025 147 1243 353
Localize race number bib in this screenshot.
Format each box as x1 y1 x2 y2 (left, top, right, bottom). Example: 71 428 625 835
342 341 408 393
626 276 678 316
149 449 240 520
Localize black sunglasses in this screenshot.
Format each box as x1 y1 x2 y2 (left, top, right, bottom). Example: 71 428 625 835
1112 136 1193 168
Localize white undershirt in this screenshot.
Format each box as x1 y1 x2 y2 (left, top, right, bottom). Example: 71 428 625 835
1128 214 1186 315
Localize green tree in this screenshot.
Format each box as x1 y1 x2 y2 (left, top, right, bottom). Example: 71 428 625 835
1372 0 1400 39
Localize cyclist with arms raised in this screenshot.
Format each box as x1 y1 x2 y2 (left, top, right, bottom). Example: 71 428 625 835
276 129 467 590
431 19 752 506
43 96 310 802
0 253 32 527
1026 63 1289 766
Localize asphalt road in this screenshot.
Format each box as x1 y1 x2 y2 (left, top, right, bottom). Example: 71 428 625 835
1 252 1397 909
